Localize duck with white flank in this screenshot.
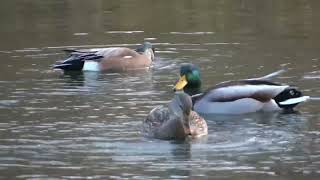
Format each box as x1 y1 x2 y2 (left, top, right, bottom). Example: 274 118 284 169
53 42 154 72
174 63 310 114
143 92 207 140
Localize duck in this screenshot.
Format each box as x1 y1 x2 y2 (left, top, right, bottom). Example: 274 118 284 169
142 92 208 140
174 63 310 115
53 42 155 72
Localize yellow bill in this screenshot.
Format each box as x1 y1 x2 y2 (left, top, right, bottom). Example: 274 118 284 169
174 75 188 90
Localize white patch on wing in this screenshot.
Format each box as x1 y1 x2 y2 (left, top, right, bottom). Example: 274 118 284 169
279 96 310 105
83 61 100 71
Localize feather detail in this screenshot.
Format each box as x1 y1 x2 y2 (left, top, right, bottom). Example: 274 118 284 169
204 84 288 103
189 111 208 137
143 93 207 140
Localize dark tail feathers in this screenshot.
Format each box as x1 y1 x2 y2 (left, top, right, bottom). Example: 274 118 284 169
53 50 103 71
274 87 303 109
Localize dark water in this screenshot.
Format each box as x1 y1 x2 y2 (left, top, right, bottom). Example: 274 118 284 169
0 0 320 179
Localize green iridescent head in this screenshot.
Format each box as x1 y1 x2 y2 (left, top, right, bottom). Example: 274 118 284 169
174 63 202 95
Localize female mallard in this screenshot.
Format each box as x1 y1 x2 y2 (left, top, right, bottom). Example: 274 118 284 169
174 63 310 114
53 42 155 72
143 92 208 140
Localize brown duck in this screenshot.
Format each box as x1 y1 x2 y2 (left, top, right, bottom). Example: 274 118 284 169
53 42 154 72
143 92 208 140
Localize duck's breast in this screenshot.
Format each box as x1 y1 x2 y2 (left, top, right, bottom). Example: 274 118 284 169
189 111 208 137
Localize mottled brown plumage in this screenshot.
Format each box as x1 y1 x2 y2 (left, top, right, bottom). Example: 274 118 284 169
189 111 208 137
142 93 207 140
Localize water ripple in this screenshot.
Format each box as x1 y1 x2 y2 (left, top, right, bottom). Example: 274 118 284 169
0 35 319 180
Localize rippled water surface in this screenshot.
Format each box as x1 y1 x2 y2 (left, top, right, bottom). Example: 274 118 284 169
0 0 320 179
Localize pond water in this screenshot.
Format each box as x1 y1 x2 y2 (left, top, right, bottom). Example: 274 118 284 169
0 0 319 179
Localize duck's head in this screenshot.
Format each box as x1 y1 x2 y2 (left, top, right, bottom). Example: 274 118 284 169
174 63 202 95
136 42 155 61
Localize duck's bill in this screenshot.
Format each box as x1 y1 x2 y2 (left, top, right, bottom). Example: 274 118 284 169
279 96 310 105
174 75 188 91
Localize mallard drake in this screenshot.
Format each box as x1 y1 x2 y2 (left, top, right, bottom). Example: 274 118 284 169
53 42 155 72
143 92 208 140
174 63 310 114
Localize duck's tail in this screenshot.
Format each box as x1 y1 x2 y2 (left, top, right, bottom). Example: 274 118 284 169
52 50 103 71
274 87 310 109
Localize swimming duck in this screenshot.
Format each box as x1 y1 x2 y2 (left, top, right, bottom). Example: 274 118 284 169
53 42 155 72
174 63 310 114
142 92 208 140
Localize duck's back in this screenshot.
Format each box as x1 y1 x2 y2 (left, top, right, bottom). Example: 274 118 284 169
99 47 151 71
142 105 171 138
143 105 189 140
200 80 288 103
194 80 288 114
97 47 138 59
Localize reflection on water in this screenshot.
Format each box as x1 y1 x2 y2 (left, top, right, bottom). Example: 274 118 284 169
0 67 319 179
0 0 320 179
